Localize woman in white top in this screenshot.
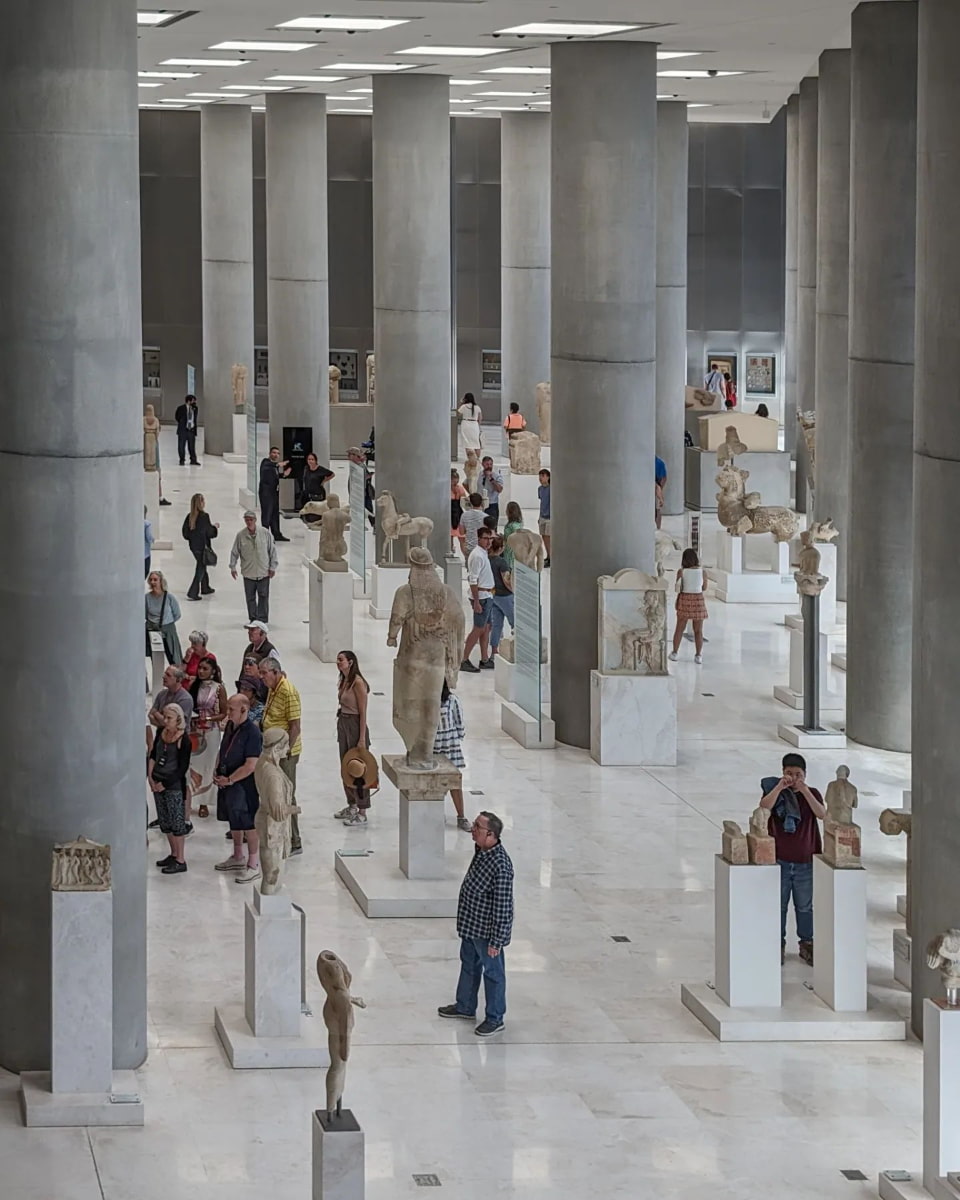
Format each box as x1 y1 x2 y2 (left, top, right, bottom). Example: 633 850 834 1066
456 392 483 452
669 548 709 664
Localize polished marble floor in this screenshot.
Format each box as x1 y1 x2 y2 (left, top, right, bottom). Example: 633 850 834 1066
1 429 917 1198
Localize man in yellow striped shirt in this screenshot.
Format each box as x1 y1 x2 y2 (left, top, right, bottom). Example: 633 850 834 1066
259 658 304 853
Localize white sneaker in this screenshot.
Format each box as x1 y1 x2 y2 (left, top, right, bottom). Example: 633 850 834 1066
668 650 678 661
343 812 368 827
695 654 703 665
215 856 246 871
235 864 261 884
333 805 354 819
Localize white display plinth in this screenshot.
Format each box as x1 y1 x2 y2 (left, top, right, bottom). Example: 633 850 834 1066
894 928 912 990
335 854 459 919
144 469 172 551
313 1109 365 1200
149 631 167 695
20 1069 144 1128
214 888 327 1068
832 652 847 671
589 671 677 766
351 567 370 600
500 700 555 749
444 554 463 595
503 471 541 511
813 856 867 1012
368 564 407 620
494 656 550 705
714 856 781 1008
400 797 446 880
706 532 797 604
223 413 247 462
774 625 845 710
788 542 839 629
307 560 353 663
778 721 847 749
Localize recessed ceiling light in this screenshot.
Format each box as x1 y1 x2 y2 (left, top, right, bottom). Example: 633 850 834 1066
657 69 743 77
449 98 474 104
476 90 544 97
477 105 530 111
450 79 480 85
140 103 181 108
657 51 702 60
137 10 185 26
139 70 200 79
323 62 415 71
276 16 409 31
349 87 373 93
188 92 246 98
222 83 294 91
162 58 247 67
330 108 370 113
495 21 639 36
657 94 679 100
160 96 214 103
327 96 368 101
393 46 506 57
252 106 266 111
266 75 347 83
687 103 712 108
138 82 163 88
208 41 316 53
482 66 551 75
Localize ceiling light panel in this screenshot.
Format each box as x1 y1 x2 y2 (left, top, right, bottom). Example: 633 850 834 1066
138 82 163 88
349 88 374 93
188 92 245 98
222 83 293 90
323 62 415 71
208 41 317 52
482 66 550 75
657 51 701 59
657 69 743 77
137 10 185 26
450 79 480 85
162 58 247 67
139 70 199 78
394 46 506 56
276 16 409 31
496 21 639 36
267 75 347 82
476 90 544 97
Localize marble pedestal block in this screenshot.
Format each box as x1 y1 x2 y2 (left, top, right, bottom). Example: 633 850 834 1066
502 471 541 511
494 656 551 705
813 856 867 1012
715 855 781 1008
774 625 845 711
500 700 556 749
144 469 172 550
706 533 797 604
894 928 912 990
444 554 463 595
368 564 407 620
777 720 847 750
307 560 353 662
589 671 677 766
223 412 247 462
832 652 847 671
313 1109 365 1200
215 888 327 1068
149 631 167 695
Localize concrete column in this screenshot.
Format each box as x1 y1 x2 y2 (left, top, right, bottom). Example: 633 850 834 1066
501 112 550 434
266 94 329 462
911 0 960 1033
656 101 689 516
795 77 818 511
0 0 145 1071
783 94 800 454
813 50 852 599
372 75 451 562
201 106 254 456
847 0 917 752
550 41 657 748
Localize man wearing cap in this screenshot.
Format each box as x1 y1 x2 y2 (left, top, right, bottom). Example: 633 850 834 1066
240 620 279 676
259 657 304 854
337 746 379 827
229 511 278 623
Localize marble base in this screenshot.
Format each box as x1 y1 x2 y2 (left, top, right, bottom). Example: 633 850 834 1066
500 700 556 749
494 655 551 705
707 533 797 604
223 452 246 463
382 754 461 881
52 889 113 1094
313 1109 364 1200
350 568 370 600
589 671 677 766
228 412 246 459
714 856 781 1008
773 626 844 711
832 651 847 671
898 894 908 918
307 560 354 662
813 856 867 1012
214 1004 328 1069
20 1070 144 1128
894 928 912 990
878 1172 958 1200
924 1001 960 1193
334 851 459 919
368 564 407 620
444 554 463 595
244 888 301 1038
777 722 847 749
239 486 256 511
680 981 907 1042
502 471 541 511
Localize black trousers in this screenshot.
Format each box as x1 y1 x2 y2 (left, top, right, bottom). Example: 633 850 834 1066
187 550 211 599
243 576 270 622
259 489 281 538
178 427 198 464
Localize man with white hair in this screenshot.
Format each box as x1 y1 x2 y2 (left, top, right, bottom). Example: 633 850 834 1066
229 511 278 623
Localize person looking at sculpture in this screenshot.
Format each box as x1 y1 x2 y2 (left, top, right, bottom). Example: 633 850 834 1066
146 570 184 665
260 657 304 854
334 651 372 825
458 492 487 558
175 393 200 465
229 512 278 624
187 656 228 821
182 493 218 601
149 704 193 875
300 451 335 509
182 630 214 679
461 526 495 673
258 446 291 541
148 665 195 834
501 501 523 569
457 391 483 452
240 620 279 676
213 692 263 883
669 549 708 665
503 402 526 437
438 811 514 1037
759 753 827 966
537 469 551 567
450 469 468 551
487 535 515 658
433 680 470 832
479 456 504 530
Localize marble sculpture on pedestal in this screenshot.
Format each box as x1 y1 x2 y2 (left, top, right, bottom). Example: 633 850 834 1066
794 530 830 597
376 492 434 566
387 547 465 770
329 364 341 405
798 410 816 498
51 836 111 891
300 494 350 570
316 950 366 1116
654 530 683 577
366 353 375 404
508 431 542 475
926 930 960 1007
822 765 861 867
597 569 668 675
536 381 551 445
716 463 799 542
747 807 777 865
143 406 160 472
721 821 749 865
809 519 839 543
231 363 248 410
879 807 913 923
506 528 545 572
463 449 480 496
254 728 301 895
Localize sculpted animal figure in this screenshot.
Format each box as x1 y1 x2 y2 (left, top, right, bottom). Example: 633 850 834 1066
506 528 544 572
809 518 839 543
716 465 799 543
376 491 434 565
654 530 683 577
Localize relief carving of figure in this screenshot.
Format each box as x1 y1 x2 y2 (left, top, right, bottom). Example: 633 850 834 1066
508 431 542 475
51 837 112 892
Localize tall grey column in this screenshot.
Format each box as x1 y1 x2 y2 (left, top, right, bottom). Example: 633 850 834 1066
501 112 550 434
911 0 960 1033
551 41 657 748
373 75 451 562
267 94 329 462
847 0 917 752
0 0 145 1071
783 94 800 454
656 101 689 516
795 77 818 511
201 106 254 456
813 50 851 599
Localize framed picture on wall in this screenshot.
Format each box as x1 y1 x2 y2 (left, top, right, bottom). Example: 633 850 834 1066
330 349 359 400
745 353 776 396
705 351 737 386
481 349 502 393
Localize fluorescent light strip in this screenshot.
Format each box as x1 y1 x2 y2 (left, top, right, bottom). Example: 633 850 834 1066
657 51 701 60
138 82 163 88
496 21 639 36
160 97 214 103
162 58 246 67
137 10 184 26
266 75 347 83
189 92 246 98
139 70 200 79
393 46 506 57
208 41 316 52
348 88 373 93
482 66 551 75
658 69 743 77
222 83 293 91
476 90 544 97
276 16 408 31
322 62 414 71
450 79 479 85
327 96 369 101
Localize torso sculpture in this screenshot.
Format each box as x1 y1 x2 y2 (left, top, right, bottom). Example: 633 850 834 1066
822 764 860 867
794 530 829 597
463 449 480 495
506 528 544 572
508 431 542 475
825 765 857 825
717 426 749 466
377 491 434 565
313 494 350 570
387 548 465 770
536 381 551 445
316 950 366 1115
231 363 248 409
253 728 301 894
143 406 160 471
716 464 799 543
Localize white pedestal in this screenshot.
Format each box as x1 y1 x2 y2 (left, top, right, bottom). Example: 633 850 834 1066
832 652 847 671
335 854 460 919
778 721 847 749
20 1069 144 1128
149 631 167 695
444 554 463 595
368 564 407 620
924 1001 960 1194
706 532 797 603
223 412 246 462
494 656 551 705
500 700 556 749
774 625 845 710
307 560 353 662
503 471 541 511
813 856 867 1012
313 1109 365 1200
589 671 677 766
400 796 446 880
714 856 781 1008
894 928 912 989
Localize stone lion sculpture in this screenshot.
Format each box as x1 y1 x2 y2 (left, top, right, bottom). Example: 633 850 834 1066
716 464 799 543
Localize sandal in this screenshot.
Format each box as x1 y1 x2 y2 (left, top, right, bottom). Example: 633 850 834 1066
198 805 209 819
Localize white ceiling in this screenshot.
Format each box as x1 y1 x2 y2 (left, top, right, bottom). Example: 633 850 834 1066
137 0 857 122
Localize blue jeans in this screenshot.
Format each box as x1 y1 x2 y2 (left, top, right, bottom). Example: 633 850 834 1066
455 936 506 1024
779 860 813 944
489 594 515 649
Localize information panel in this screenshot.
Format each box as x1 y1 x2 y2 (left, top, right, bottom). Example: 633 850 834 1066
512 562 542 731
348 461 367 580
246 392 257 497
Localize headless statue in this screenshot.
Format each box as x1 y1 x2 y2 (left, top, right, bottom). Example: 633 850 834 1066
316 950 366 1115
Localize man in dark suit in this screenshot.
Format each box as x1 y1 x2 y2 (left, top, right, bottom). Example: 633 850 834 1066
259 446 291 541
175 394 200 465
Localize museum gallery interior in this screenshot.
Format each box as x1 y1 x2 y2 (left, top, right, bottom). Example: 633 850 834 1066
4 0 960 1197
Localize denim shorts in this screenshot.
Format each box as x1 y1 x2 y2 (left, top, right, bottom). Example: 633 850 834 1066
472 595 493 628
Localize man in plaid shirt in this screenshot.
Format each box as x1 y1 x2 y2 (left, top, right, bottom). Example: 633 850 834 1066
438 811 514 1037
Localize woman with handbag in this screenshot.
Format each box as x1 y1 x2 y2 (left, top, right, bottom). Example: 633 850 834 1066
187 656 228 820
145 570 184 665
182 492 219 601
333 650 373 825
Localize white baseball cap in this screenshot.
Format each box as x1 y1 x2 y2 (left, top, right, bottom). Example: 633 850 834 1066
244 620 269 634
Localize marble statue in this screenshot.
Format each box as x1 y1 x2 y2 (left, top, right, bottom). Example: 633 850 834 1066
798 409 816 497
747 806 776 865
143 405 160 472
329 364 341 405
309 494 350 570
926 930 960 1007
231 362 248 410
387 547 465 770
721 820 749 866
655 530 683 578
376 491 434 566
508 431 542 475
880 807 913 923
810 518 839 543
316 950 366 1116
717 426 748 467
254 728 301 894
822 765 861 867
597 569 668 675
794 530 830 597
507 528 545 572
366 353 376 404
51 836 111 891
463 449 481 496
536 380 551 445
716 464 800 543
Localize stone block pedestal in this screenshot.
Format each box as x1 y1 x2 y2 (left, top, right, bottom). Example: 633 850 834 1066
502 471 541 511
813 856 867 1012
500 700 556 749
368 564 407 620
589 671 677 766
706 532 797 604
313 1109 365 1200
307 559 353 662
774 625 845 711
